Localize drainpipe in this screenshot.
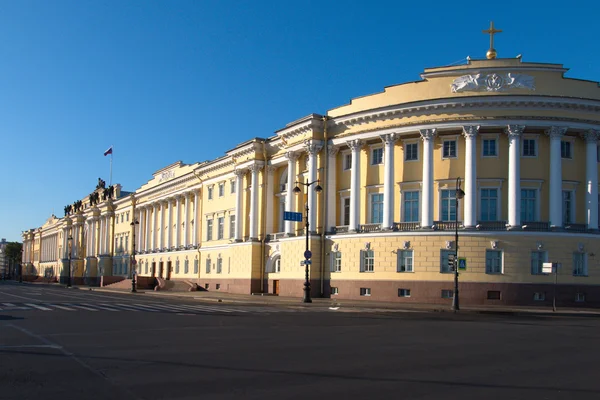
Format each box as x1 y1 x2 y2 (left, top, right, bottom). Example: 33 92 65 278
260 139 268 293
320 115 329 297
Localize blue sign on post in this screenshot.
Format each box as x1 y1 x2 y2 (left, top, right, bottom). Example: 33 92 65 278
458 258 467 270
283 211 303 222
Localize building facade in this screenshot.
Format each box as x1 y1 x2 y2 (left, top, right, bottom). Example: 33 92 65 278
22 47 600 307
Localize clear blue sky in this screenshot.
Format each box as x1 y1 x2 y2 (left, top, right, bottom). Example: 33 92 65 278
1 0 598 242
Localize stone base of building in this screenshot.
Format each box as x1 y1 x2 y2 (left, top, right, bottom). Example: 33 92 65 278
325 280 600 308
192 278 261 294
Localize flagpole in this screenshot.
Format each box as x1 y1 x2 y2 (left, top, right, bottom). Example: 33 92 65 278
109 144 113 187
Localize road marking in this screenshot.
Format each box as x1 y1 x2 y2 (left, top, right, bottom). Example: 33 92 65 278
113 303 142 311
48 304 76 311
0 344 63 349
2 303 16 307
24 303 53 311
0 290 45 302
91 303 121 311
67 304 98 311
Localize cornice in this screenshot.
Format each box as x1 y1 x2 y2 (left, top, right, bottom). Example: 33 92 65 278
196 157 235 177
276 116 324 145
331 96 600 131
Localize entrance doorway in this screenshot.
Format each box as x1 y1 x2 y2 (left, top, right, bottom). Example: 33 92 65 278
273 280 280 295
158 262 164 278
166 261 172 280
151 262 156 277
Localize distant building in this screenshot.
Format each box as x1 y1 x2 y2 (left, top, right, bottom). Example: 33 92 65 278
21 25 600 307
0 238 7 277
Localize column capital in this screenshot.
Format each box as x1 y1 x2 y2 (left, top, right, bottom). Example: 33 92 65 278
285 151 299 162
347 139 364 151
462 125 480 139
234 168 247 177
582 129 600 144
419 129 437 141
267 165 277 175
327 144 340 157
546 126 568 139
248 163 263 173
380 133 399 145
304 140 323 155
505 124 525 138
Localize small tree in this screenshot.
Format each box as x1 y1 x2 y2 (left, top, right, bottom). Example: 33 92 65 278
5 242 22 263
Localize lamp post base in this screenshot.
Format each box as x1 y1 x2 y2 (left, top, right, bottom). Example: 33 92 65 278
302 282 312 303
131 279 137 293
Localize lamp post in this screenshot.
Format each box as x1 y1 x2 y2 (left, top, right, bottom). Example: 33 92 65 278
67 234 73 288
293 179 323 303
452 177 465 312
130 218 139 293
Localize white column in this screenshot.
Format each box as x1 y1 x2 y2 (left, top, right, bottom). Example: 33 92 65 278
348 139 364 232
137 209 143 252
585 130 599 229
547 126 567 227
285 152 299 236
326 145 339 232
144 206 151 252
234 169 245 241
507 125 525 228
184 194 190 247
166 199 172 249
158 201 165 250
193 190 199 245
91 218 97 257
175 196 182 248
150 204 156 251
381 134 398 230
306 141 323 233
420 129 436 228
249 164 261 240
70 225 76 258
463 126 479 228
98 217 104 254
265 166 276 234
105 215 112 255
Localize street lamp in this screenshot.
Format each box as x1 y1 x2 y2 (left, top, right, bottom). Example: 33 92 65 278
130 218 140 293
293 179 323 303
452 177 465 312
67 234 73 288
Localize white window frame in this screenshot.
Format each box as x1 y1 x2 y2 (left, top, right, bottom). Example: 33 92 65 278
207 186 214 200
485 249 504 274
230 179 236 194
479 187 501 222
572 252 588 276
369 191 384 224
218 182 225 197
530 250 548 275
330 251 342 272
343 152 352 171
370 145 384 166
206 219 213 241
340 194 350 226
441 289 453 299
561 138 574 159
521 187 540 222
403 140 419 162
401 189 421 223
481 134 499 158
521 135 538 158
360 287 371 296
398 289 411 297
331 287 339 295
205 258 211 274
562 189 576 225
217 217 224 240
396 250 413 272
439 188 458 222
533 292 546 301
275 258 281 273
360 249 374 272
575 292 586 302
442 137 458 159
216 257 222 274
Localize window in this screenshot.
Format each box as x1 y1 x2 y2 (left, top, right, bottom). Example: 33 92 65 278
144 262 148 275
216 257 222 274
521 189 537 222
403 191 419 222
331 287 339 295
522 138 537 157
208 186 214 200
370 193 384 224
206 219 213 241
216 284 221 290
533 292 546 301
229 215 235 238
124 236 128 253
205 283 210 290
482 138 497 157
486 250 503 274
123 262 128 276
193 259 198 274
442 140 457 158
360 288 371 296
440 250 455 273
343 198 350 225
121 214 124 223
487 291 501 300
175 260 180 274
440 190 457 222
573 252 587 276
184 259 189 274
561 141 572 159
218 183 225 197
344 153 352 170
398 289 411 297
126 212 129 221
531 251 548 275
562 191 573 225
575 292 586 302
360 250 374 272
480 188 498 221
205 258 211 274
441 290 453 299
217 217 224 240
331 251 342 272
371 147 383 165
396 250 413 272
230 180 236 194
405 142 418 161
275 258 281 273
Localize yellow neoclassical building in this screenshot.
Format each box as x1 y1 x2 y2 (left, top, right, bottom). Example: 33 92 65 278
22 29 600 307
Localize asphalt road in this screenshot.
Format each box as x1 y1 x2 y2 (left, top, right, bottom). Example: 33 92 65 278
1 281 599 400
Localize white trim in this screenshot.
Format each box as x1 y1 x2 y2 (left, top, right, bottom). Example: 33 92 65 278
520 187 540 222
400 188 421 223
339 195 350 226
369 144 384 166
521 135 539 158
441 137 459 160
480 134 499 158
478 185 502 222
368 192 384 224
402 139 420 162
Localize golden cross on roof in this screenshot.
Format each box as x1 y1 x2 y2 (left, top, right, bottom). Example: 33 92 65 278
482 21 502 59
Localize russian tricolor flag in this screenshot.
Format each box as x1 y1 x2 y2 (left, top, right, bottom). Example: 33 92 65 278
103 146 113 156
